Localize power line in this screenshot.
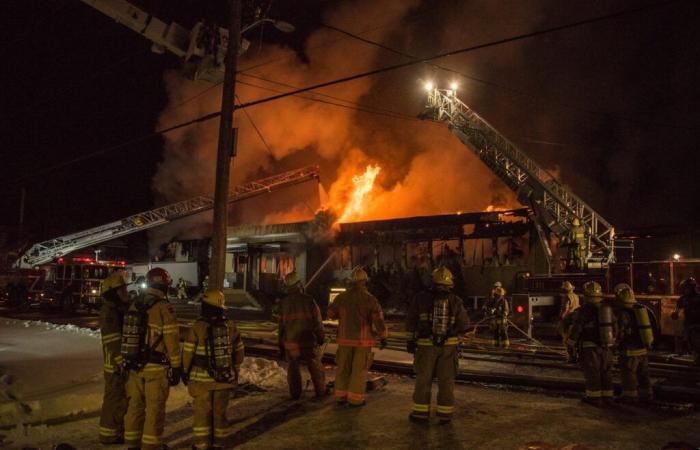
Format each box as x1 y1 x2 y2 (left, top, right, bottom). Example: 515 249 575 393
200 1 687 121
3 0 679 186
235 93 274 157
321 9 700 133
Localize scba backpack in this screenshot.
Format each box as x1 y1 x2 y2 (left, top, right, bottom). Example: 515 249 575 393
205 317 235 383
121 300 164 370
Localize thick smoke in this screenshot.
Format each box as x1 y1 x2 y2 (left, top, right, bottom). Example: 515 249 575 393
149 0 562 248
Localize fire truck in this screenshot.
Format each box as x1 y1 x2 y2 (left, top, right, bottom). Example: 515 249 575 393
3 167 320 310
421 86 697 341
38 256 127 311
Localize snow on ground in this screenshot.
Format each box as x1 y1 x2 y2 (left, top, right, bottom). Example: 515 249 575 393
239 357 287 389
0 317 290 449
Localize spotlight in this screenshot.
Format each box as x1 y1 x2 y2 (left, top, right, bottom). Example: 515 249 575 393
450 81 458 91
424 81 434 91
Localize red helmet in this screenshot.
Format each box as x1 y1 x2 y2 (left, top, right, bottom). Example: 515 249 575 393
146 267 172 288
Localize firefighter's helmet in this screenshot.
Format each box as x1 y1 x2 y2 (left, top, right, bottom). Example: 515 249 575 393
572 217 581 226
616 286 636 304
613 283 632 296
493 286 506 297
101 271 127 293
561 281 574 292
285 271 301 287
351 266 369 283
583 281 603 302
202 289 225 308
146 267 172 288
432 266 454 287
493 281 502 288
680 277 698 295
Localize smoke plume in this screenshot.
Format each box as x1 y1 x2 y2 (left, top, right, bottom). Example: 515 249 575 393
149 0 561 247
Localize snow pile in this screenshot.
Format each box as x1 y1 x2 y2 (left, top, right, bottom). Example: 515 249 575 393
18 319 101 338
238 357 287 390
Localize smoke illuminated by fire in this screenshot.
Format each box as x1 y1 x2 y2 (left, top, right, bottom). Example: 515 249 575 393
336 164 381 223
148 0 528 247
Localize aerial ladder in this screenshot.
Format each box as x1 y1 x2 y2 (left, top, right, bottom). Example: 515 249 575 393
80 0 292 83
15 166 319 268
422 88 625 272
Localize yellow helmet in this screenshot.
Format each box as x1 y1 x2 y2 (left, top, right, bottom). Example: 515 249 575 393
202 289 225 308
493 286 506 297
616 286 636 304
285 271 301 288
493 281 502 288
582 281 603 302
432 266 454 287
561 281 574 292
101 271 127 293
351 266 369 283
572 217 581 227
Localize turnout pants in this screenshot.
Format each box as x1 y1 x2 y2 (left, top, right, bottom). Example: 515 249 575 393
411 344 458 420
188 381 234 448
334 346 372 405
619 355 653 401
99 371 127 444
287 346 326 399
492 319 509 348
124 369 170 449
580 347 613 400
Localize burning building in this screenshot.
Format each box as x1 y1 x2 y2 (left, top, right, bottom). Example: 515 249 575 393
223 207 546 313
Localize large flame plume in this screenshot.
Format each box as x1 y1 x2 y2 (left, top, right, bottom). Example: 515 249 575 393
336 164 381 223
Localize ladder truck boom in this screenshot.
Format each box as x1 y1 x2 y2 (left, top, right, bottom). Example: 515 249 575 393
16 166 320 268
422 88 618 268
79 0 251 82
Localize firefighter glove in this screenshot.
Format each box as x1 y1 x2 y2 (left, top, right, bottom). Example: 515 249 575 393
168 367 182 386
379 338 387 350
406 340 417 354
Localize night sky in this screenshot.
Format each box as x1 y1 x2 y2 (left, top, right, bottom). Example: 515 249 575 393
1 0 699 249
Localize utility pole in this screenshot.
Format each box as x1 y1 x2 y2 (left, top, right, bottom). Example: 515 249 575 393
209 0 242 290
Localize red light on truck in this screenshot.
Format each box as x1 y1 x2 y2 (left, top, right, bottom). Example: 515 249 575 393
516 305 524 314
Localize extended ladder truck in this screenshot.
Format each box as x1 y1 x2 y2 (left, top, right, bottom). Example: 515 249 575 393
422 87 698 341
2 166 320 310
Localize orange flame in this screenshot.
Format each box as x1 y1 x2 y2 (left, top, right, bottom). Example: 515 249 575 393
337 164 381 223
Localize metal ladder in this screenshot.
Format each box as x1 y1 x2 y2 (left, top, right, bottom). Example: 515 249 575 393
423 88 619 268
16 166 320 268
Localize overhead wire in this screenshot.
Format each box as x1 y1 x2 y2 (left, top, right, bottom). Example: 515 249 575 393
3 0 680 186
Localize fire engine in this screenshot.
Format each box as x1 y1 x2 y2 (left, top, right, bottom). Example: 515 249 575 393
39 256 127 311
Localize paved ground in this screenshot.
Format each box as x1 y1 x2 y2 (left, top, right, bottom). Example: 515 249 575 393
238 375 700 450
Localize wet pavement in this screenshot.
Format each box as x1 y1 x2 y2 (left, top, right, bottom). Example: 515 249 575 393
238 374 700 450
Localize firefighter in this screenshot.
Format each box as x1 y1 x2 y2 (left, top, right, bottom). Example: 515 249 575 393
98 271 130 445
567 281 616 406
485 286 509 348
614 284 654 404
122 267 182 450
406 266 468 423
182 290 245 450
278 271 326 400
568 218 587 271
176 277 187 301
672 277 700 366
202 275 210 293
327 266 387 406
559 281 581 362
489 281 503 300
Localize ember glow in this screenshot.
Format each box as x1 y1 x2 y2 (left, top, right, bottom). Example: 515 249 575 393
337 164 381 223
